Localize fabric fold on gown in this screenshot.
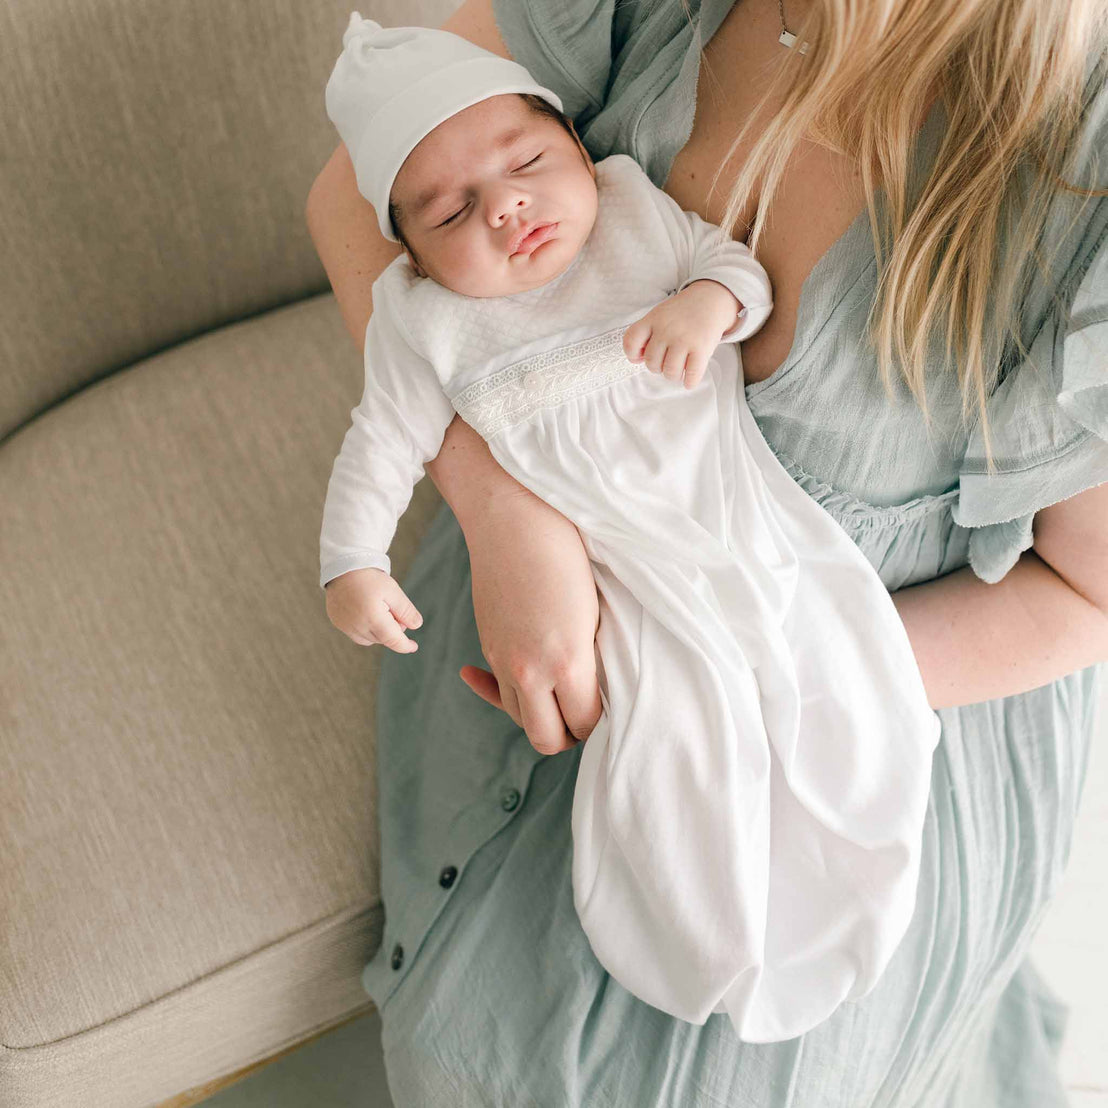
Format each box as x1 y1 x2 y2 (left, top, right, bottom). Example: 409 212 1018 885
474 336 940 1041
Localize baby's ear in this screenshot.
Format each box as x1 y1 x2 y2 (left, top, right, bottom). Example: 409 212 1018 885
568 121 596 179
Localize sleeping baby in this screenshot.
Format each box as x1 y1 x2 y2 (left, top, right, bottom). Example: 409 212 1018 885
319 12 941 1044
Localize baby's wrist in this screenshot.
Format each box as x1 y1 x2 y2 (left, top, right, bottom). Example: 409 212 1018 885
681 279 743 336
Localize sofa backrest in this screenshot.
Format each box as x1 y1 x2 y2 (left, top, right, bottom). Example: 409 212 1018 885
0 0 456 443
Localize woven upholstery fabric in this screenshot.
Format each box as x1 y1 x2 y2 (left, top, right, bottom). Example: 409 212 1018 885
0 0 454 441
1 0 459 1101
0 291 444 1103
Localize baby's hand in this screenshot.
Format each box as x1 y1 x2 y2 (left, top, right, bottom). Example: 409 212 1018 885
622 280 742 390
323 566 424 653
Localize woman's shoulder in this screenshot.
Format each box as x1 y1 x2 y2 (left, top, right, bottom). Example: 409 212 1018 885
951 56 1108 586
490 0 731 176
1012 52 1108 335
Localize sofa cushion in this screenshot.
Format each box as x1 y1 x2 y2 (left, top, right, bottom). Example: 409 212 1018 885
0 292 444 1105
0 0 461 442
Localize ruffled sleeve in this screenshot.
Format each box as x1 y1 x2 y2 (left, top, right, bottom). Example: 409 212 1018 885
951 56 1108 584
951 229 1108 583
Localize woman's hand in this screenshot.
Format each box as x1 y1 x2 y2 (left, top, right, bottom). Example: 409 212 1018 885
458 488 604 756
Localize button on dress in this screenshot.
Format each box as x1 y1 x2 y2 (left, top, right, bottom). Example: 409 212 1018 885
358 0 1108 1103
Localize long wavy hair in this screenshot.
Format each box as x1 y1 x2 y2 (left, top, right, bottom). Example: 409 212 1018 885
685 0 1108 473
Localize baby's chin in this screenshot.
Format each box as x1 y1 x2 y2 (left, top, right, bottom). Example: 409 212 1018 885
475 247 582 298
420 229 582 297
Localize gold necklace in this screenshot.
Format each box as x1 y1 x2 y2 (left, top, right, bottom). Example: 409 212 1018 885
777 0 810 53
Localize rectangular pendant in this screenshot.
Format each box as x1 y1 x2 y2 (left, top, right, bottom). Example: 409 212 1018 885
778 29 810 54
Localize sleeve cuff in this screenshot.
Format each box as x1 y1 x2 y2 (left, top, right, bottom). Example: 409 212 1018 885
320 550 392 591
678 276 773 344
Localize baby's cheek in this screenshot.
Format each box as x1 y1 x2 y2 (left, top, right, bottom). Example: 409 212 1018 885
449 240 485 281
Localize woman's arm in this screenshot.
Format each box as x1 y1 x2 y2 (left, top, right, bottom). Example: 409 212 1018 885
305 140 603 755
891 539 1108 711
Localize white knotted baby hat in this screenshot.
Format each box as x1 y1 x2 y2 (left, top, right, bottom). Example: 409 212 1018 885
324 11 565 243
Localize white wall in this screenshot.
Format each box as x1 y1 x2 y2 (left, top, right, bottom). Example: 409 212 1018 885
1031 676 1108 1103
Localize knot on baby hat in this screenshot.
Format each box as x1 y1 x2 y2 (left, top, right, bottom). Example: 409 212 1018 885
325 10 565 243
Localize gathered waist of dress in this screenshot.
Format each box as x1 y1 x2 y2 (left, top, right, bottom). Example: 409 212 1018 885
449 326 646 439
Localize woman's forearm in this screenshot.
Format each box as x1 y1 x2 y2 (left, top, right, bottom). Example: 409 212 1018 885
305 142 405 349
425 414 541 534
890 549 1108 710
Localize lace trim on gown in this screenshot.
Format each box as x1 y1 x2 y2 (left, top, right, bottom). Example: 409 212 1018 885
451 326 640 437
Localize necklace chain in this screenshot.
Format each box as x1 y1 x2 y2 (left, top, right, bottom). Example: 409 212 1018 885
777 0 810 53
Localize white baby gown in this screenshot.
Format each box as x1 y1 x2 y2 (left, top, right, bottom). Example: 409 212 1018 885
319 154 941 1043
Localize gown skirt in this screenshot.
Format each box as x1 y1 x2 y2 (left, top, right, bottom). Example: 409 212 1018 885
449 330 941 1043
362 338 1096 1107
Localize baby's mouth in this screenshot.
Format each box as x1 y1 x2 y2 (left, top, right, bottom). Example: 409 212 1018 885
511 222 559 256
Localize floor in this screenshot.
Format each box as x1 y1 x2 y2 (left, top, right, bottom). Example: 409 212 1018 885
202 684 1108 1108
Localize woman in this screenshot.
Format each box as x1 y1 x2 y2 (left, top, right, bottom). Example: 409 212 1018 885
306 0 1108 1102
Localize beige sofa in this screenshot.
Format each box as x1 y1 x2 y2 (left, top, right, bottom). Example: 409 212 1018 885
1 1 458 1103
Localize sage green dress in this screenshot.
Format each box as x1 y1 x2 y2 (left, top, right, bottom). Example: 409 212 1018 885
359 1 1108 1103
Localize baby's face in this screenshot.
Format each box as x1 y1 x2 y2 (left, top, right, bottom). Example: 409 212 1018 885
390 94 598 297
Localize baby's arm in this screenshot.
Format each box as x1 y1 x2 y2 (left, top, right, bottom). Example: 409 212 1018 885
646 183 774 344
622 177 775 389
676 212 774 344
320 273 456 650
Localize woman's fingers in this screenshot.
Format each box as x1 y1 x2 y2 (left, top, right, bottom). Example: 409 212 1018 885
553 655 604 744
459 664 593 756
457 667 528 738
516 676 581 756
458 665 502 709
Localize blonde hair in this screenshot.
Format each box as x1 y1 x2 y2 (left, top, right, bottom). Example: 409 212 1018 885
685 0 1108 473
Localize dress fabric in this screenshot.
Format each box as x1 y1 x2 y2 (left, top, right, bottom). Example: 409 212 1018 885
359 0 1108 1103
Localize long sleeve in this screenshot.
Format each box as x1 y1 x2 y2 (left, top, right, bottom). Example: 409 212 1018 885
319 277 456 589
646 182 775 344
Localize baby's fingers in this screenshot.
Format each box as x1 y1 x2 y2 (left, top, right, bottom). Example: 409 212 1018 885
370 582 424 653
683 349 712 390
366 605 419 653
623 319 651 363
386 584 424 630
660 343 687 383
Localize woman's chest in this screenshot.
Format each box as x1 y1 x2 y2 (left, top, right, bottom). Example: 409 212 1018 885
661 0 872 386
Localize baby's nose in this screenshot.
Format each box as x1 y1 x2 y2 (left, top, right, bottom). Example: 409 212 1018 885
487 188 529 217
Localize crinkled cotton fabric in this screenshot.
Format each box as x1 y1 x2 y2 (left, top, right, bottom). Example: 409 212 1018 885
556 351 940 1043
359 0 1108 1104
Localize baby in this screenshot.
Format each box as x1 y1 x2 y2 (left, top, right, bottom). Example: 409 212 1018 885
319 12 940 1044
